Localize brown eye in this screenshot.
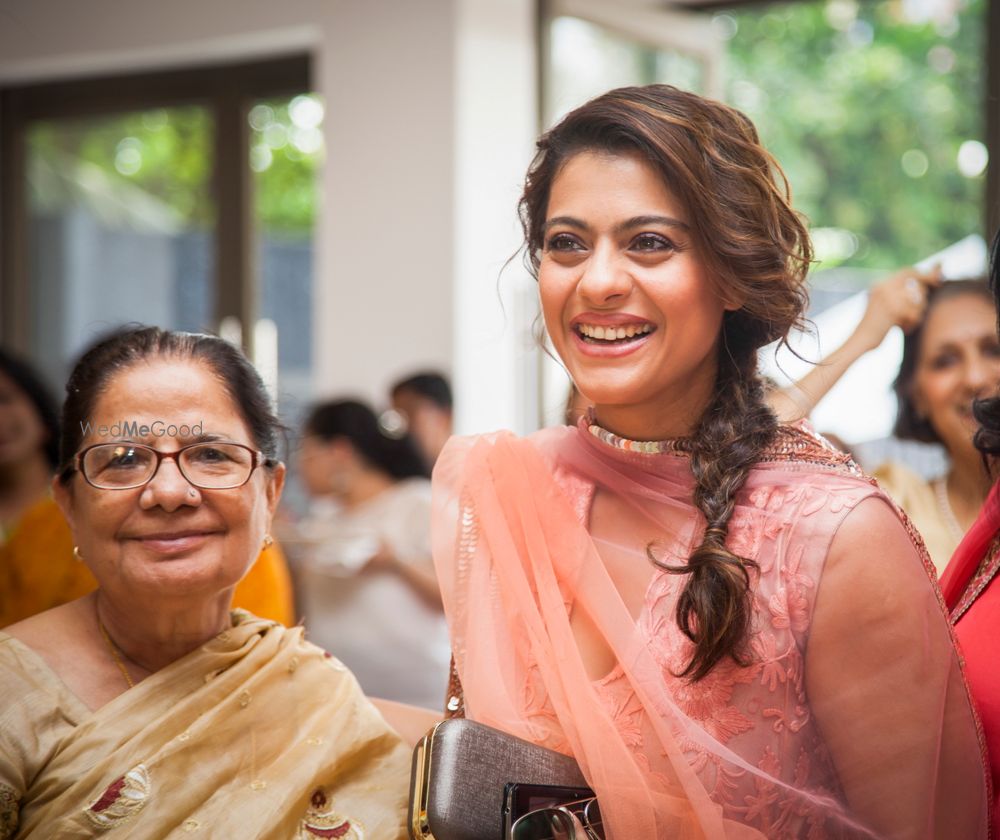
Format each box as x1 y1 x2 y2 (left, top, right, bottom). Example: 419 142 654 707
631 233 673 252
546 233 583 252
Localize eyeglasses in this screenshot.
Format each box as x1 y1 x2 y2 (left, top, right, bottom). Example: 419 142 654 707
510 798 603 840
74 442 271 490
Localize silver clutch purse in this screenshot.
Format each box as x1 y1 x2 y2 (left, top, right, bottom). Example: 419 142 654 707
408 718 589 840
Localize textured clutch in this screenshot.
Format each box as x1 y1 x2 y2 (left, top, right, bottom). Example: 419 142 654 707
408 718 589 840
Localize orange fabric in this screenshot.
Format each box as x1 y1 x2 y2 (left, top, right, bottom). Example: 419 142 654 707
0 496 294 627
232 541 295 626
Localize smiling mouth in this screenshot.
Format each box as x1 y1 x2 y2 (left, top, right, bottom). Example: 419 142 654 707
575 323 654 345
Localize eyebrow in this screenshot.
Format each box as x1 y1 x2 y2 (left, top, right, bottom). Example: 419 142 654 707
543 214 690 235
105 432 232 447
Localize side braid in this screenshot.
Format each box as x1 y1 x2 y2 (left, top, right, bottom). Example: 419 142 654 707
654 333 778 681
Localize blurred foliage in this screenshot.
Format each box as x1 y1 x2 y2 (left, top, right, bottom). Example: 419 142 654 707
719 0 985 273
30 108 213 224
29 95 320 234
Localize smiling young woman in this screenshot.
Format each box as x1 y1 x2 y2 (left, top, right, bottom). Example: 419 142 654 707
432 85 989 839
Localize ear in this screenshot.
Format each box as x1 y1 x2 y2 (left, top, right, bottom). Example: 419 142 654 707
721 289 746 312
264 462 286 519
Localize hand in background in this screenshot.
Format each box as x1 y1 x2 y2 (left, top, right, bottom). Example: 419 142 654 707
854 265 941 352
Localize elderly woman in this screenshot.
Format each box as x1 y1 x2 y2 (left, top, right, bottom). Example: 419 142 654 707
0 346 296 628
0 328 410 838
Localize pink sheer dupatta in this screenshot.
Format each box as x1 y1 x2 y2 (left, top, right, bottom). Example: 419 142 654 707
432 425 989 839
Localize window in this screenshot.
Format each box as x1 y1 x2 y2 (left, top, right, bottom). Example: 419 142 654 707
1 55 317 415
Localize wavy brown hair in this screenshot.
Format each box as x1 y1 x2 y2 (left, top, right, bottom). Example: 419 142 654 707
520 85 812 681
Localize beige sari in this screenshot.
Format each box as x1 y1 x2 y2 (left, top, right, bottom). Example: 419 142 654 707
0 612 410 839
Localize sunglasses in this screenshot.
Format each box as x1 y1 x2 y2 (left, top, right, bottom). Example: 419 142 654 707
509 797 604 840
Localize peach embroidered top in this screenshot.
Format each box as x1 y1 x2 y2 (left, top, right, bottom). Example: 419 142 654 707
433 421 989 839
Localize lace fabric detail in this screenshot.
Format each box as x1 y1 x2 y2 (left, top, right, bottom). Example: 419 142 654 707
587 474 854 837
436 425 991 838
760 423 866 478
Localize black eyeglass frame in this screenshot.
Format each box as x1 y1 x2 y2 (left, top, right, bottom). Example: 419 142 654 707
72 441 276 490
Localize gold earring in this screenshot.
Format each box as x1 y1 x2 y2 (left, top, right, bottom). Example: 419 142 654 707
262 534 274 549
73 546 84 562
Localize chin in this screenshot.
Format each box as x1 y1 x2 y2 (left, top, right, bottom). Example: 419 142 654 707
125 552 244 593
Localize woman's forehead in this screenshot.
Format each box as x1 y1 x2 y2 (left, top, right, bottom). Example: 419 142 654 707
90 359 245 432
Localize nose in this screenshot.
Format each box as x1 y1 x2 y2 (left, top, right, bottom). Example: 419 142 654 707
140 454 199 512
963 353 996 396
577 241 632 305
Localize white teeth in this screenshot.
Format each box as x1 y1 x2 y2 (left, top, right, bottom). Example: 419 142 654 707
577 323 652 340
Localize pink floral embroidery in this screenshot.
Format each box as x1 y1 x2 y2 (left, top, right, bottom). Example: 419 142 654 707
671 658 756 744
594 671 644 751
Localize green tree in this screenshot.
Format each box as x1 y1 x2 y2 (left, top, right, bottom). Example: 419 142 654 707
721 0 985 275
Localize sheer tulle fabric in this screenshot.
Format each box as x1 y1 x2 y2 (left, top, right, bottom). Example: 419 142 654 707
432 423 989 839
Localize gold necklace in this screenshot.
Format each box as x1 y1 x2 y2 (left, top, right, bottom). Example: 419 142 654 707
585 409 690 455
97 617 136 689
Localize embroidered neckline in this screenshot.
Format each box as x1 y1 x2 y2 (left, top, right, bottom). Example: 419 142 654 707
952 534 1000 623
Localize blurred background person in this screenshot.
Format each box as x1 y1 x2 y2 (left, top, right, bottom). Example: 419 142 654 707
389 371 452 470
878 278 1000 572
0 349 93 625
291 399 449 709
0 346 296 627
770 271 1000 573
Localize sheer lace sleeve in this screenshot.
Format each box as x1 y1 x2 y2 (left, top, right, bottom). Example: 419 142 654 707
805 496 989 838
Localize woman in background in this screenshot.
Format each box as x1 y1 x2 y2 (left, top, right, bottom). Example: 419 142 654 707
0 348 296 627
769 274 1000 572
293 399 449 709
434 84 988 837
939 230 1000 828
876 279 1000 571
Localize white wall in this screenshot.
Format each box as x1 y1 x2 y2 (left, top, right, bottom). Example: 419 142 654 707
452 0 538 435
0 0 539 432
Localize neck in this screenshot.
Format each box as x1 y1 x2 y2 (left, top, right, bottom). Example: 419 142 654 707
589 350 719 442
342 469 395 509
591 393 710 443
94 589 231 678
946 448 991 527
0 451 52 518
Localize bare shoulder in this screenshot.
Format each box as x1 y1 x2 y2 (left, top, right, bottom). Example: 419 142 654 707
826 494 939 610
